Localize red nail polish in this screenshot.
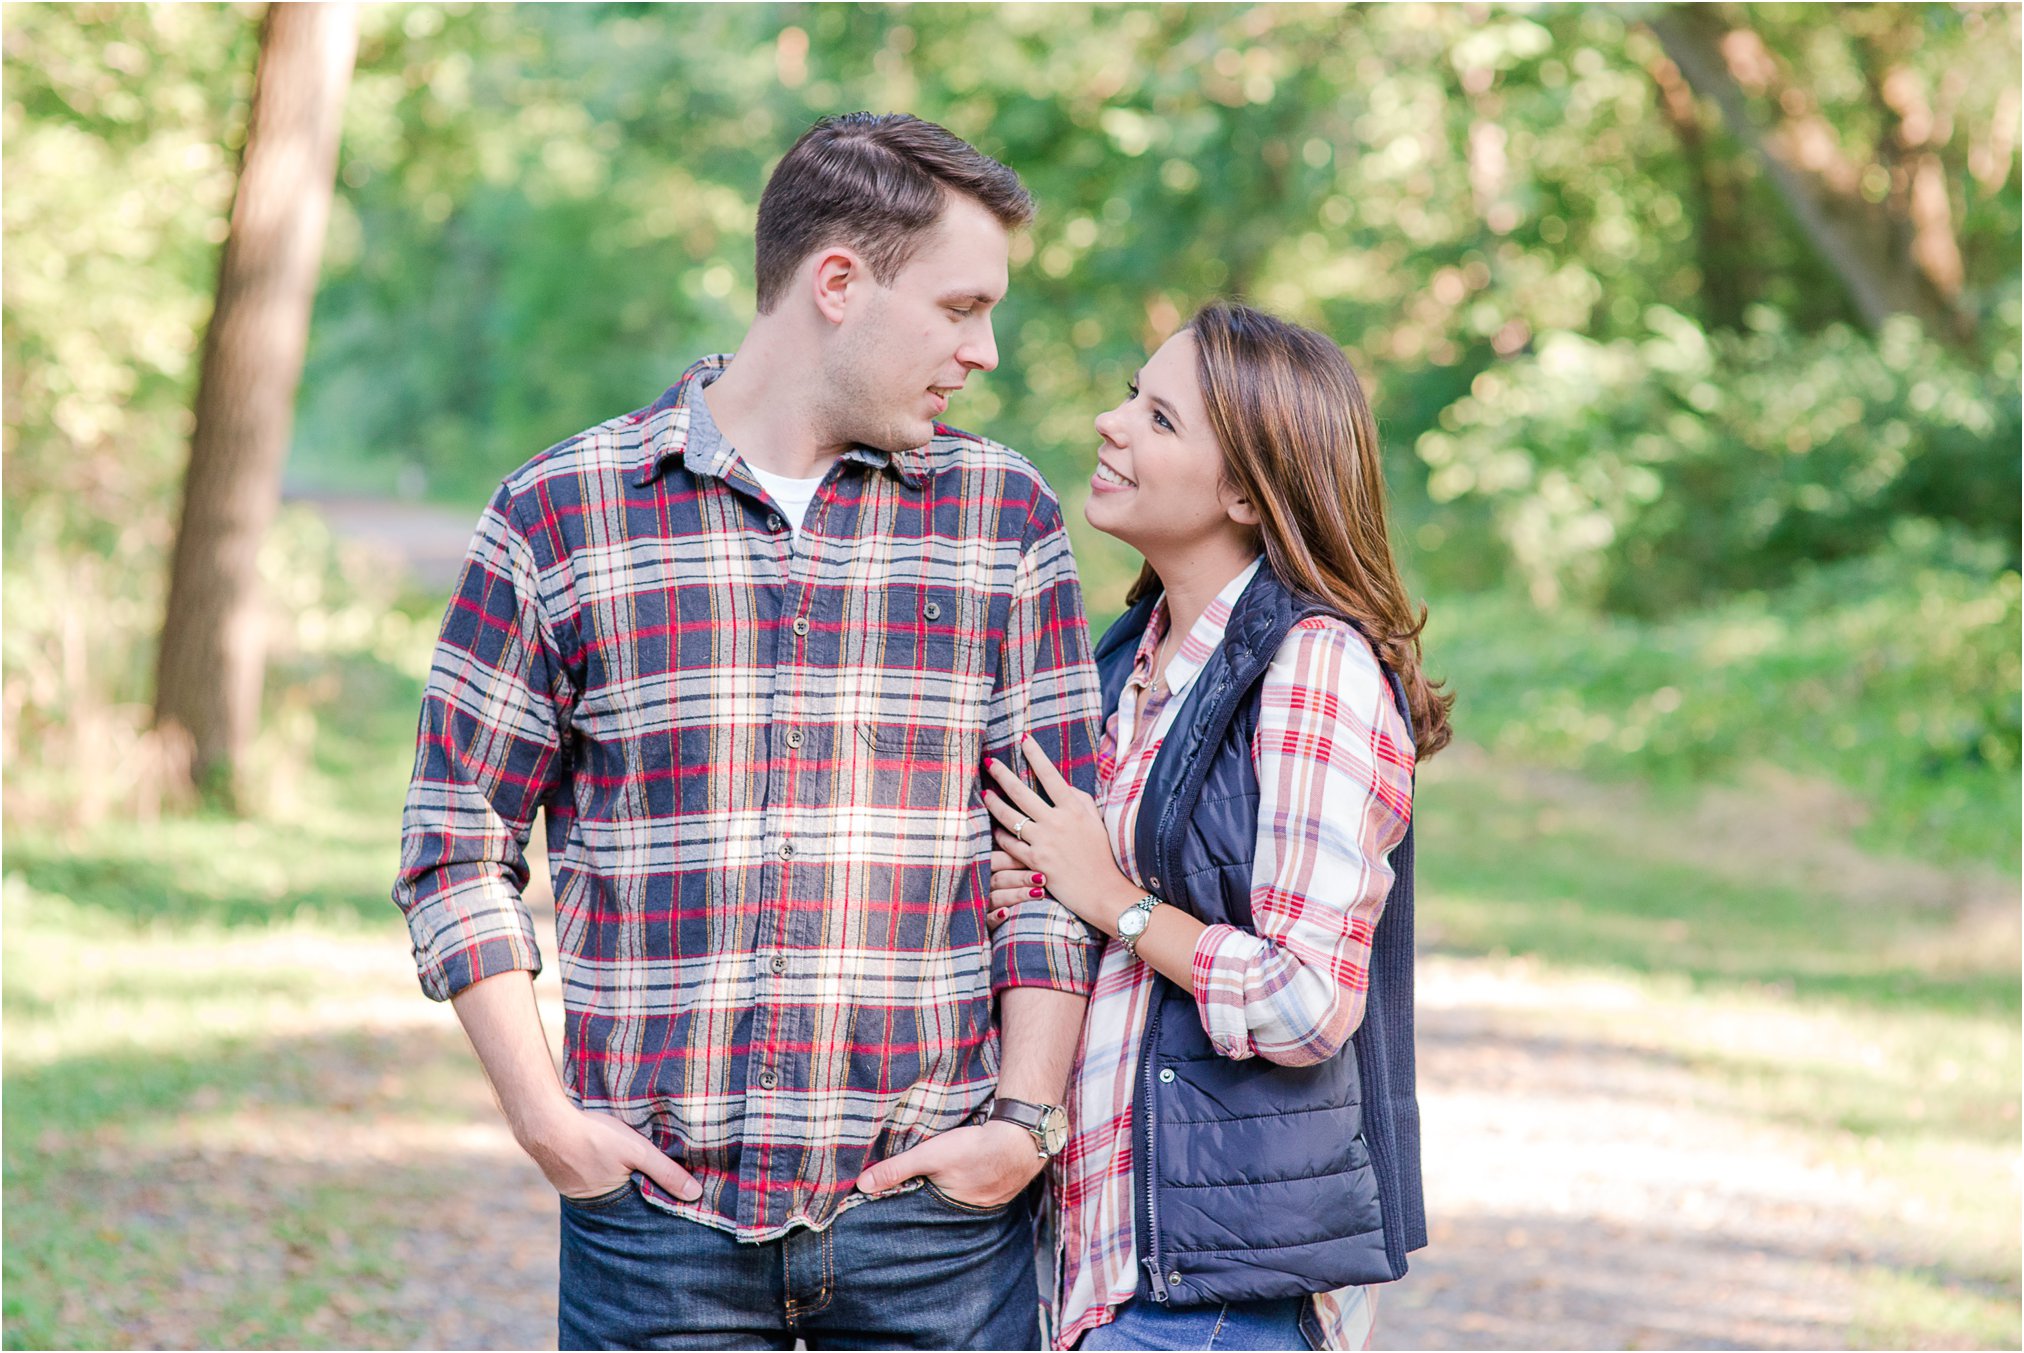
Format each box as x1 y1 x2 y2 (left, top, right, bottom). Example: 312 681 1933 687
1029 886 1045 898
1032 873 1046 886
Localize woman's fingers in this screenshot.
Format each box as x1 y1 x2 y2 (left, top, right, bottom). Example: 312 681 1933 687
1019 734 1076 804
990 868 1041 891
981 788 1020 829
985 758 1049 818
992 828 1030 861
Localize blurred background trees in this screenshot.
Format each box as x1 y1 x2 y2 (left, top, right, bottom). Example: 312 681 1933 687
4 0 2019 858
4 10 2018 1344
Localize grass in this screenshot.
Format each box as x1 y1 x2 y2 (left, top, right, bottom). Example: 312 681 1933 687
1418 754 2018 1019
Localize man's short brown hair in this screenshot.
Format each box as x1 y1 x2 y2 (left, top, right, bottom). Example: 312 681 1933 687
753 112 1034 314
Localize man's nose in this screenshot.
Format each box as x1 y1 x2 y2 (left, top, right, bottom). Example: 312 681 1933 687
960 321 999 373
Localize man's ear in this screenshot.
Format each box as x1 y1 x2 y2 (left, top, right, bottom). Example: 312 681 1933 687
810 248 860 325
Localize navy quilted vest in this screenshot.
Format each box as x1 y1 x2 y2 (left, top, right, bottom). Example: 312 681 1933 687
1091 565 1426 1307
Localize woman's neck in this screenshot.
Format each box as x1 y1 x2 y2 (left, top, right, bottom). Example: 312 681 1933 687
1144 536 1261 662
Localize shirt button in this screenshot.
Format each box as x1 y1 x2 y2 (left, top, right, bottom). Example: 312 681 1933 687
758 1069 778 1090
770 954 787 974
1158 1068 1176 1084
768 513 784 532
792 616 810 637
923 601 941 620
784 728 804 749
778 840 795 859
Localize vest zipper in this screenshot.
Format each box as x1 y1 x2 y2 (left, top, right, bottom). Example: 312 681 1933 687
1139 1000 1170 1304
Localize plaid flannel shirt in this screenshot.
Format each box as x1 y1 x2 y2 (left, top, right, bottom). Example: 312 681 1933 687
395 356 1104 1240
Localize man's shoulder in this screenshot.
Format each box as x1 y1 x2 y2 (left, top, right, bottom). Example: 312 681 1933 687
492 397 676 517
922 423 1063 511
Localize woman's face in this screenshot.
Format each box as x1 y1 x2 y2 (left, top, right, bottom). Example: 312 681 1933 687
1084 330 1256 555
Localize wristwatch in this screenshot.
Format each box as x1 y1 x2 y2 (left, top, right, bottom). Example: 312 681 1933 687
1115 893 1162 958
988 1097 1069 1160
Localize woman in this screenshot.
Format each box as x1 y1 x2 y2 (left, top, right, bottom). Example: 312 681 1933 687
984 302 1452 1350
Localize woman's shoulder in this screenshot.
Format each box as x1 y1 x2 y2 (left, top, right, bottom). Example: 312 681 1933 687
1265 614 1411 742
1274 612 1384 678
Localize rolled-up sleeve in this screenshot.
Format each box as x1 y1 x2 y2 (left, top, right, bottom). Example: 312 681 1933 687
985 499 1104 997
1190 618 1414 1064
393 485 576 1001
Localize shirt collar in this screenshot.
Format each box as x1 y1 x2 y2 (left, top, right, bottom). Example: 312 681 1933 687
1131 556 1265 699
632 355 931 490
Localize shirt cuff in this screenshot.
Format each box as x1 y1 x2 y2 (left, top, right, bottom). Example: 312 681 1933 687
402 872 544 1002
1189 922 1265 1060
990 900 1102 997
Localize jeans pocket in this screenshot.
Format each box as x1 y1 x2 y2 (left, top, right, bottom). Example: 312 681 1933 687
919 1177 1015 1217
559 1178 637 1212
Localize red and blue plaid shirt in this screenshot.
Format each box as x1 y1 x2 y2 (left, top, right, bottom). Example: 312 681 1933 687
395 356 1103 1240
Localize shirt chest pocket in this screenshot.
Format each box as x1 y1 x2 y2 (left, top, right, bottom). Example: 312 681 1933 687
852 581 989 758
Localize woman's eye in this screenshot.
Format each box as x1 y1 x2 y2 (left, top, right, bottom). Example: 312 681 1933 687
1152 411 1173 432
1126 380 1140 399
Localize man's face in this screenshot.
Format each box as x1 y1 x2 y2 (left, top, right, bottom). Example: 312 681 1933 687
822 194 1010 452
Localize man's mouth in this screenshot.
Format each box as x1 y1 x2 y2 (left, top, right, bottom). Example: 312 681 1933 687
928 385 961 411
1093 461 1136 487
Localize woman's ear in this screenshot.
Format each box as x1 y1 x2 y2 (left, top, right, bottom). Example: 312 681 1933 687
1225 495 1261 528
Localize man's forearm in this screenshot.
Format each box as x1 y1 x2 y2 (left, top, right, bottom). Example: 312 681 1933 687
449 969 575 1143
994 985 1088 1105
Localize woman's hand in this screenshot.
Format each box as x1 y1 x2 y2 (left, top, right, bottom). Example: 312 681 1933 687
984 734 1136 931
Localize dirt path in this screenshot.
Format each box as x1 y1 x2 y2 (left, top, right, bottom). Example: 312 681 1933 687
418 958 1904 1349
97 927 1932 1351
1378 957 1881 1349
290 491 481 595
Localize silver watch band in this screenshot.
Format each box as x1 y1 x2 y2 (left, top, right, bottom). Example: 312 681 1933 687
1119 893 1162 958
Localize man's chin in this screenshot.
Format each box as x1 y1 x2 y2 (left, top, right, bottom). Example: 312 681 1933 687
857 418 937 453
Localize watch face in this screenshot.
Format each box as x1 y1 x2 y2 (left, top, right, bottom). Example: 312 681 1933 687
1041 1105 1069 1156
1118 907 1149 938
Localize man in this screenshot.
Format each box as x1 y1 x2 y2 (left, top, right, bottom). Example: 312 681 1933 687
394 113 1102 1349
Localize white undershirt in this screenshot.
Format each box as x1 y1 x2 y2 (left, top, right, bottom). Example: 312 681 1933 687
745 462 827 541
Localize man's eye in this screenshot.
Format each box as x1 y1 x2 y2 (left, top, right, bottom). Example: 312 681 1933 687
949 306 974 318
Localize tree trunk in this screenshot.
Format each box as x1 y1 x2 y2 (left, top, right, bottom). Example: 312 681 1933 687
1645 3 1972 346
153 1 358 798
1647 50 1747 332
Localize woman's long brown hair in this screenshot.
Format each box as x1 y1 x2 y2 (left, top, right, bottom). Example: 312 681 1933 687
1126 301 1454 756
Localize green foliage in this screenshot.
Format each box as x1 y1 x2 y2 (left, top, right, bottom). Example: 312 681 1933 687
1419 309 2022 611
3 2 2019 856
1429 523 2021 866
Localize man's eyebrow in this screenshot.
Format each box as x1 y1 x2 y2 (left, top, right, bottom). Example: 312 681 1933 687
938 289 1002 307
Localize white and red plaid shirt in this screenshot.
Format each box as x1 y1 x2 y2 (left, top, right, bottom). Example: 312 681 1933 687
395 357 1104 1241
1053 559 1414 1350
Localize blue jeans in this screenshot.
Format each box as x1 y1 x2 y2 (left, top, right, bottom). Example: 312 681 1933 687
558 1177 1042 1349
1076 1296 1313 1351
